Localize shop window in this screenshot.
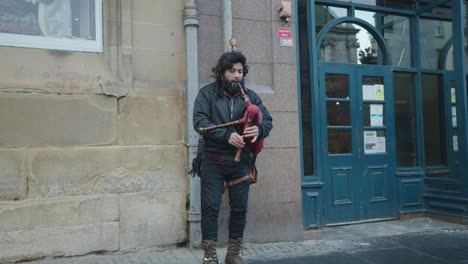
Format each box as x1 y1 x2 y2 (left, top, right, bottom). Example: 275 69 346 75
0 0 102 52
299 0 314 176
449 80 458 157
384 15 411 67
420 1 452 16
433 21 444 38
443 42 468 72
332 0 415 9
419 19 452 69
422 74 447 167
315 5 347 31
445 45 453 71
356 10 411 68
320 22 384 65
394 72 417 167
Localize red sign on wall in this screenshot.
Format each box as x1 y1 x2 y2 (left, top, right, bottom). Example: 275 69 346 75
277 27 291 39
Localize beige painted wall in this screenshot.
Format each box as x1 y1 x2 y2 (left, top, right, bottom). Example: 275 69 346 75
0 0 188 262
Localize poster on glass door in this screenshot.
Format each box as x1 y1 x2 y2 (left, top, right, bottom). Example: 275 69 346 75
451 88 456 103
363 84 384 101
452 106 457 128
370 104 383 126
364 130 386 154
453 135 459 152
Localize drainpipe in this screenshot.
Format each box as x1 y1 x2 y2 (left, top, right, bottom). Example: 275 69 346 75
184 0 201 249
222 0 232 51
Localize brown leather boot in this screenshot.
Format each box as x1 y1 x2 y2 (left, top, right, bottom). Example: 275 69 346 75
225 238 245 264
202 240 220 264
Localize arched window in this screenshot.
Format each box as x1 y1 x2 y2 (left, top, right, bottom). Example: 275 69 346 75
317 18 391 65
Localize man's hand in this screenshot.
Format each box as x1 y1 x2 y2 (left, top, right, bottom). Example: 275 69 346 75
243 126 259 143
228 132 245 148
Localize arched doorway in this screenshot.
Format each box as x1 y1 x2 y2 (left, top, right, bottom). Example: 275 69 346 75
317 18 397 225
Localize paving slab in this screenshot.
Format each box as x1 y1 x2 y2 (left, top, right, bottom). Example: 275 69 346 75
353 247 448 264
10 218 468 264
389 231 468 263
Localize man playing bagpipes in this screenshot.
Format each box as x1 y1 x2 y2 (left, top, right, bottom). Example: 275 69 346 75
193 50 272 264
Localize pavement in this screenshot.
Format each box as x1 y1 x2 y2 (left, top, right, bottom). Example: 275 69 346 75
11 218 468 264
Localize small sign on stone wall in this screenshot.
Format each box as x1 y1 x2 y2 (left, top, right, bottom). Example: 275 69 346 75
278 27 293 47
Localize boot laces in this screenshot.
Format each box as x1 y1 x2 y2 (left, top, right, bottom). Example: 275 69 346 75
203 257 220 264
228 238 245 256
202 241 219 263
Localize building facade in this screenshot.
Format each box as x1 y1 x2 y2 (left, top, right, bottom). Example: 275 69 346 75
0 0 303 262
0 1 190 262
298 0 468 229
0 0 467 262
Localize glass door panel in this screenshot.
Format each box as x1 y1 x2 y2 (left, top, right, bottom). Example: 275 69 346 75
326 74 349 98
393 72 417 167
422 74 447 167
362 76 387 155
326 73 353 155
328 130 352 154
327 102 351 125
450 80 458 153
363 103 385 127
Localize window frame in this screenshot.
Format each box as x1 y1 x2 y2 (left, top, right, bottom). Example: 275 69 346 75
0 0 103 53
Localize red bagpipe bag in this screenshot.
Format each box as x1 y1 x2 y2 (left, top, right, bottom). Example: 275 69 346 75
241 97 264 154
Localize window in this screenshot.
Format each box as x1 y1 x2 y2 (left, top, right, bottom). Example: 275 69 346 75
419 19 452 69
394 72 417 167
422 74 447 167
434 21 444 38
332 0 416 9
0 0 102 52
320 22 385 65
299 0 314 176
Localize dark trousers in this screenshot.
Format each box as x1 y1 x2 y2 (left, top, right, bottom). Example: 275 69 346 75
201 156 251 241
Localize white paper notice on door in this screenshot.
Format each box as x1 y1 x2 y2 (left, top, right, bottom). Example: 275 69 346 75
364 130 386 154
375 136 386 153
364 131 377 154
370 104 384 126
363 85 375 100
362 84 385 101
363 84 384 101
452 106 457 128
453 135 459 152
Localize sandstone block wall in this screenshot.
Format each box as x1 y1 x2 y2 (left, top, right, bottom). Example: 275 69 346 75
0 0 188 262
0 0 304 262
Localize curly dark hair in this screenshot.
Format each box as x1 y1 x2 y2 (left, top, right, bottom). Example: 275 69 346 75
212 50 249 86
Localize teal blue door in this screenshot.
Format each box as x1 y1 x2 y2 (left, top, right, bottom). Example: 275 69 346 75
320 63 397 225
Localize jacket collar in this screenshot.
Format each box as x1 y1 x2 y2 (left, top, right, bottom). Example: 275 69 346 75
223 90 241 99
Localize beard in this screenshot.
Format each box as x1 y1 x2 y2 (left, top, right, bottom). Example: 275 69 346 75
222 79 244 95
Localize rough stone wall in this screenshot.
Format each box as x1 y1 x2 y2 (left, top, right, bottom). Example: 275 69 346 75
0 0 188 262
197 0 303 244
